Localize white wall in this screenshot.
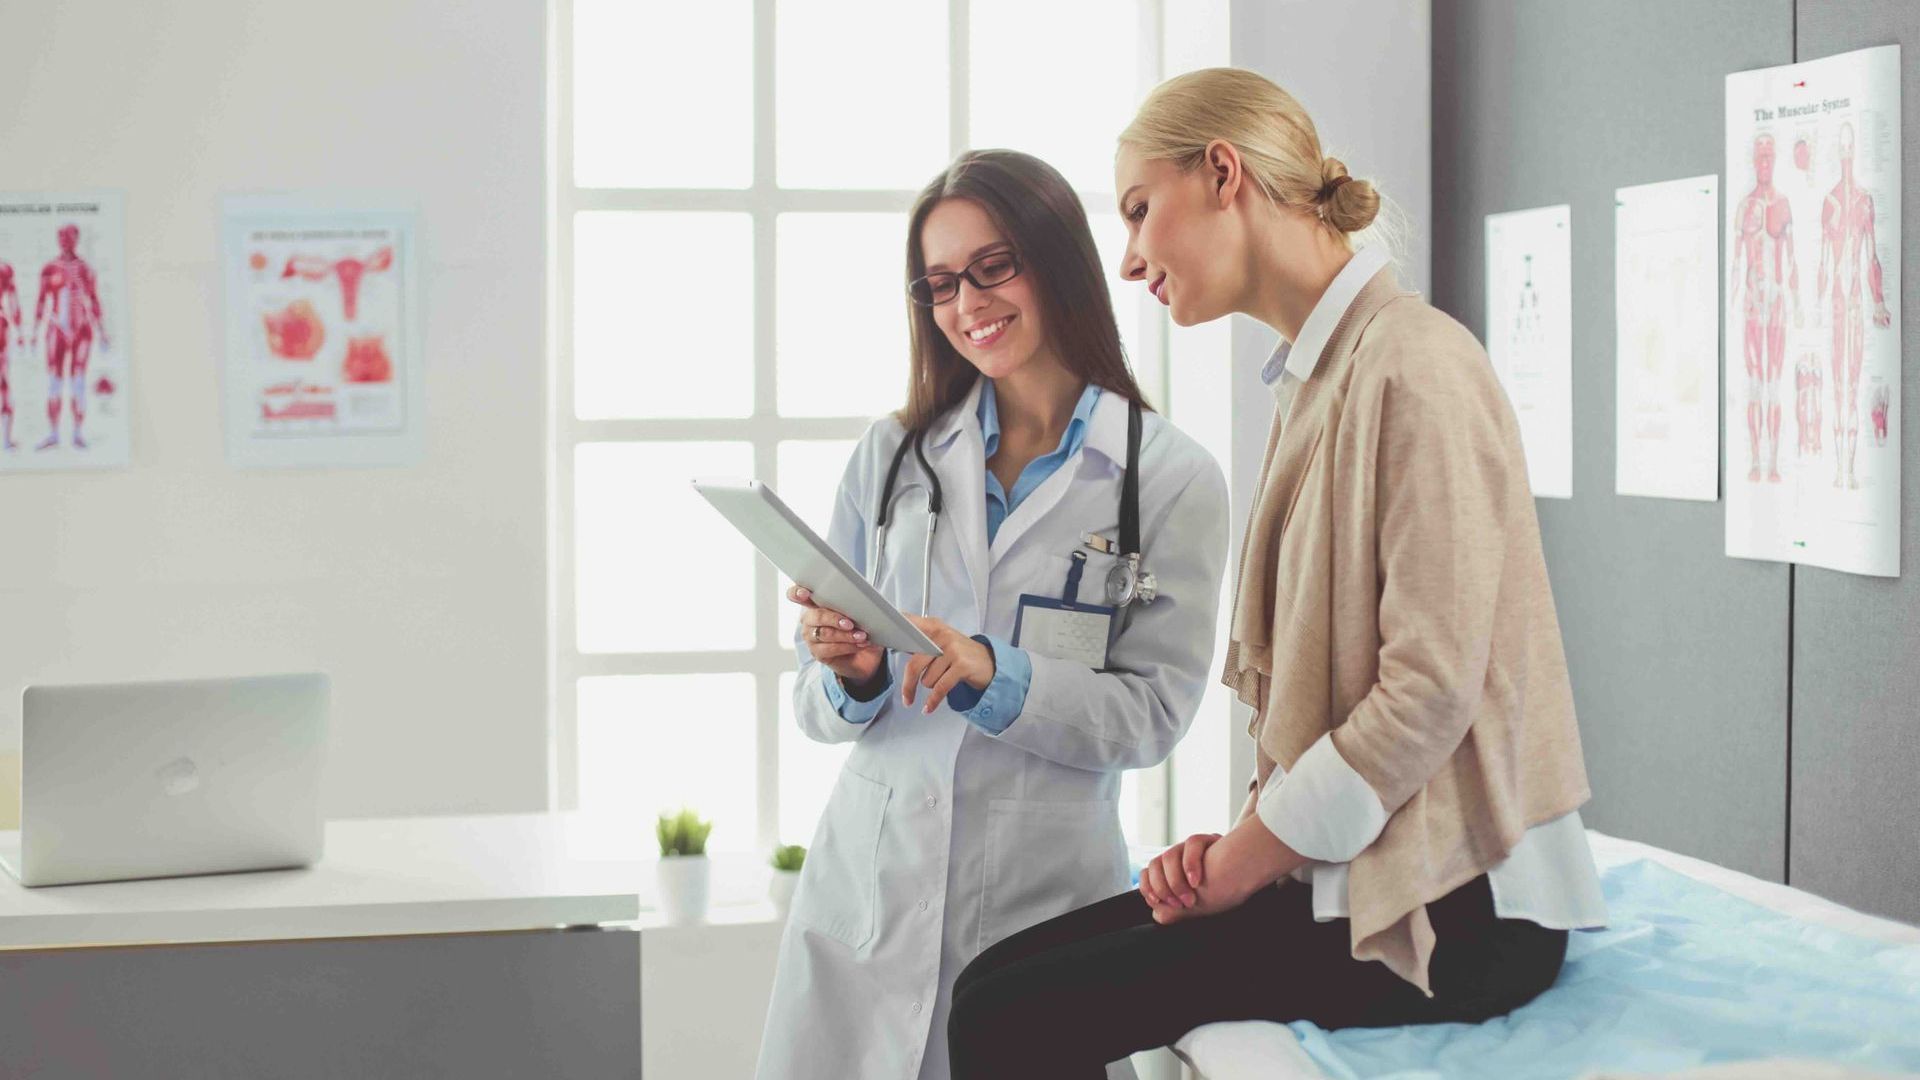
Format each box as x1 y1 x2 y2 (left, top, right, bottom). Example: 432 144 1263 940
0 0 550 822
642 917 783 1079
1226 0 1433 794
1160 0 1246 842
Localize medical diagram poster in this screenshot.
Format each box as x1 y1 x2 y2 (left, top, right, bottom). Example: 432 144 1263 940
1725 44 1900 578
1485 205 1574 499
0 191 131 472
1615 176 1720 502
221 196 425 468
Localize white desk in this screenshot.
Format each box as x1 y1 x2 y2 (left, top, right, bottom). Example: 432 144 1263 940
0 812 644 948
0 813 653 1079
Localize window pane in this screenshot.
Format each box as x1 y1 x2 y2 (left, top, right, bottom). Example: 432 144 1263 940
1173 681 1234 838
574 0 752 188
1087 210 1144 377
578 675 756 855
776 440 860 541
574 212 754 419
576 441 756 652
969 0 1142 196
776 213 911 418
777 0 950 190
1167 318 1232 466
777 672 853 846
1167 315 1234 839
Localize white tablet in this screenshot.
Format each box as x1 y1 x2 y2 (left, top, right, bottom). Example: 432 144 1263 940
692 479 942 657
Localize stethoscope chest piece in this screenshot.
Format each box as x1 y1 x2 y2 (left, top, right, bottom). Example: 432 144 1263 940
1104 552 1157 607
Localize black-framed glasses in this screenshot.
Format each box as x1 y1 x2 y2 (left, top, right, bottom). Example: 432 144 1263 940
908 250 1022 306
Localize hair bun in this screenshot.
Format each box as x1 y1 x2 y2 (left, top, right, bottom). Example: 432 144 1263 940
1318 158 1352 200
1317 157 1378 234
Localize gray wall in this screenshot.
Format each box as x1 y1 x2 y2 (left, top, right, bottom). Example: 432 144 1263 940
1789 0 1920 924
1433 0 1917 922
0 929 641 1079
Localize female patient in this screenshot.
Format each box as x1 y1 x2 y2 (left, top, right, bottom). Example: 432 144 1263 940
947 67 1609 1078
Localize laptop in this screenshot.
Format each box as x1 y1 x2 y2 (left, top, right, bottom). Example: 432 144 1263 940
0 673 329 888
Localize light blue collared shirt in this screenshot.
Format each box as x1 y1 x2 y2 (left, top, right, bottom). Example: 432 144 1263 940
823 380 1101 733
979 378 1102 546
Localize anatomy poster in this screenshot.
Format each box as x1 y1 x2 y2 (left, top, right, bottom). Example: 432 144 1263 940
222 196 424 468
0 191 130 472
1725 44 1901 577
1486 205 1574 499
1615 176 1720 502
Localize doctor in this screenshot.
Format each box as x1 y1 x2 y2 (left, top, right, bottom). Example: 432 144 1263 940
755 149 1229 1080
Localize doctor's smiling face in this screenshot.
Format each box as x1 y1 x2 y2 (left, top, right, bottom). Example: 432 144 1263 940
898 149 1145 435
916 197 1053 381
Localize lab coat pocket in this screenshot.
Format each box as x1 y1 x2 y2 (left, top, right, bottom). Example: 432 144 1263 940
791 766 891 951
1037 551 1121 605
978 798 1127 955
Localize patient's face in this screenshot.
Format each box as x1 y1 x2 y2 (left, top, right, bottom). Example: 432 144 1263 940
917 197 1052 382
1113 143 1236 328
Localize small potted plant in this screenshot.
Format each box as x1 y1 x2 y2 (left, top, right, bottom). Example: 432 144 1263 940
655 807 713 926
768 843 806 919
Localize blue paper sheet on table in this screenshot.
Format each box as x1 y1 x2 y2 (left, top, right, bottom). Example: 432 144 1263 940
1288 858 1920 1079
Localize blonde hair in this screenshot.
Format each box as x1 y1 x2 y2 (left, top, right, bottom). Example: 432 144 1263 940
1121 67 1403 255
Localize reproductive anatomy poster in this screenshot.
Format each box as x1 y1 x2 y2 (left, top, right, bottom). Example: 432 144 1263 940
1616 175 1720 501
1725 44 1901 577
222 196 424 468
1486 205 1574 499
0 191 130 472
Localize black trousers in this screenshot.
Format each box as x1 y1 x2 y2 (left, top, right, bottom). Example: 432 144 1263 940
947 874 1567 1079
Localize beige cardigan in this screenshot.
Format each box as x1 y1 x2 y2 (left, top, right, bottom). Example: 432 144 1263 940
1222 268 1591 995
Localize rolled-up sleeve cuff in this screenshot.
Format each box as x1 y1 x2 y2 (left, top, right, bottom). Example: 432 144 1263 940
946 634 1029 735
1255 732 1389 862
822 668 888 725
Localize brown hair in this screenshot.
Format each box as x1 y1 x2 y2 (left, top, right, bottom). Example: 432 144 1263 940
1121 67 1386 241
899 149 1151 434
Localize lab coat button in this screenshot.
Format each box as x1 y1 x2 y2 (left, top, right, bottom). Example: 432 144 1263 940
911 1001 922 1015
918 899 929 911
925 795 937 808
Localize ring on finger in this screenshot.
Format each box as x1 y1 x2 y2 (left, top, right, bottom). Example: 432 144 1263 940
813 626 824 642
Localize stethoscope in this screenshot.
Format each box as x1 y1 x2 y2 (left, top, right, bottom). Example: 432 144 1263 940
868 397 1156 614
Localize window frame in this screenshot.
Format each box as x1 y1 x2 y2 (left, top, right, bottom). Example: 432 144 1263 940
550 0 1180 855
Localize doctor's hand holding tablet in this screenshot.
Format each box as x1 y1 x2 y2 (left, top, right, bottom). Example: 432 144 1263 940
697 474 1003 716
786 584 884 687
785 585 995 715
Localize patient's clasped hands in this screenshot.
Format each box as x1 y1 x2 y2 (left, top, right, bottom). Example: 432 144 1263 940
1140 832 1244 925
1140 816 1308 925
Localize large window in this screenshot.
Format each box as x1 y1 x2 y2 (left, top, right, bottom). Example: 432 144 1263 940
553 0 1225 863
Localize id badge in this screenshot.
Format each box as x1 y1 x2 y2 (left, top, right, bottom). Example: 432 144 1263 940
1012 550 1115 669
1013 595 1115 669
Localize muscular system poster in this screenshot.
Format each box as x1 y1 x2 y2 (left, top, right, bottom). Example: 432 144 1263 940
0 191 130 472
1725 44 1901 577
222 195 424 468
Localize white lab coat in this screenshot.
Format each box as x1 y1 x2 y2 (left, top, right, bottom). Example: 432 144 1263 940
755 378 1230 1080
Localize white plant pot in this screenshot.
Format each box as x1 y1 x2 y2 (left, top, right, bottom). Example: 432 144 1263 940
656 854 711 926
768 869 801 919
